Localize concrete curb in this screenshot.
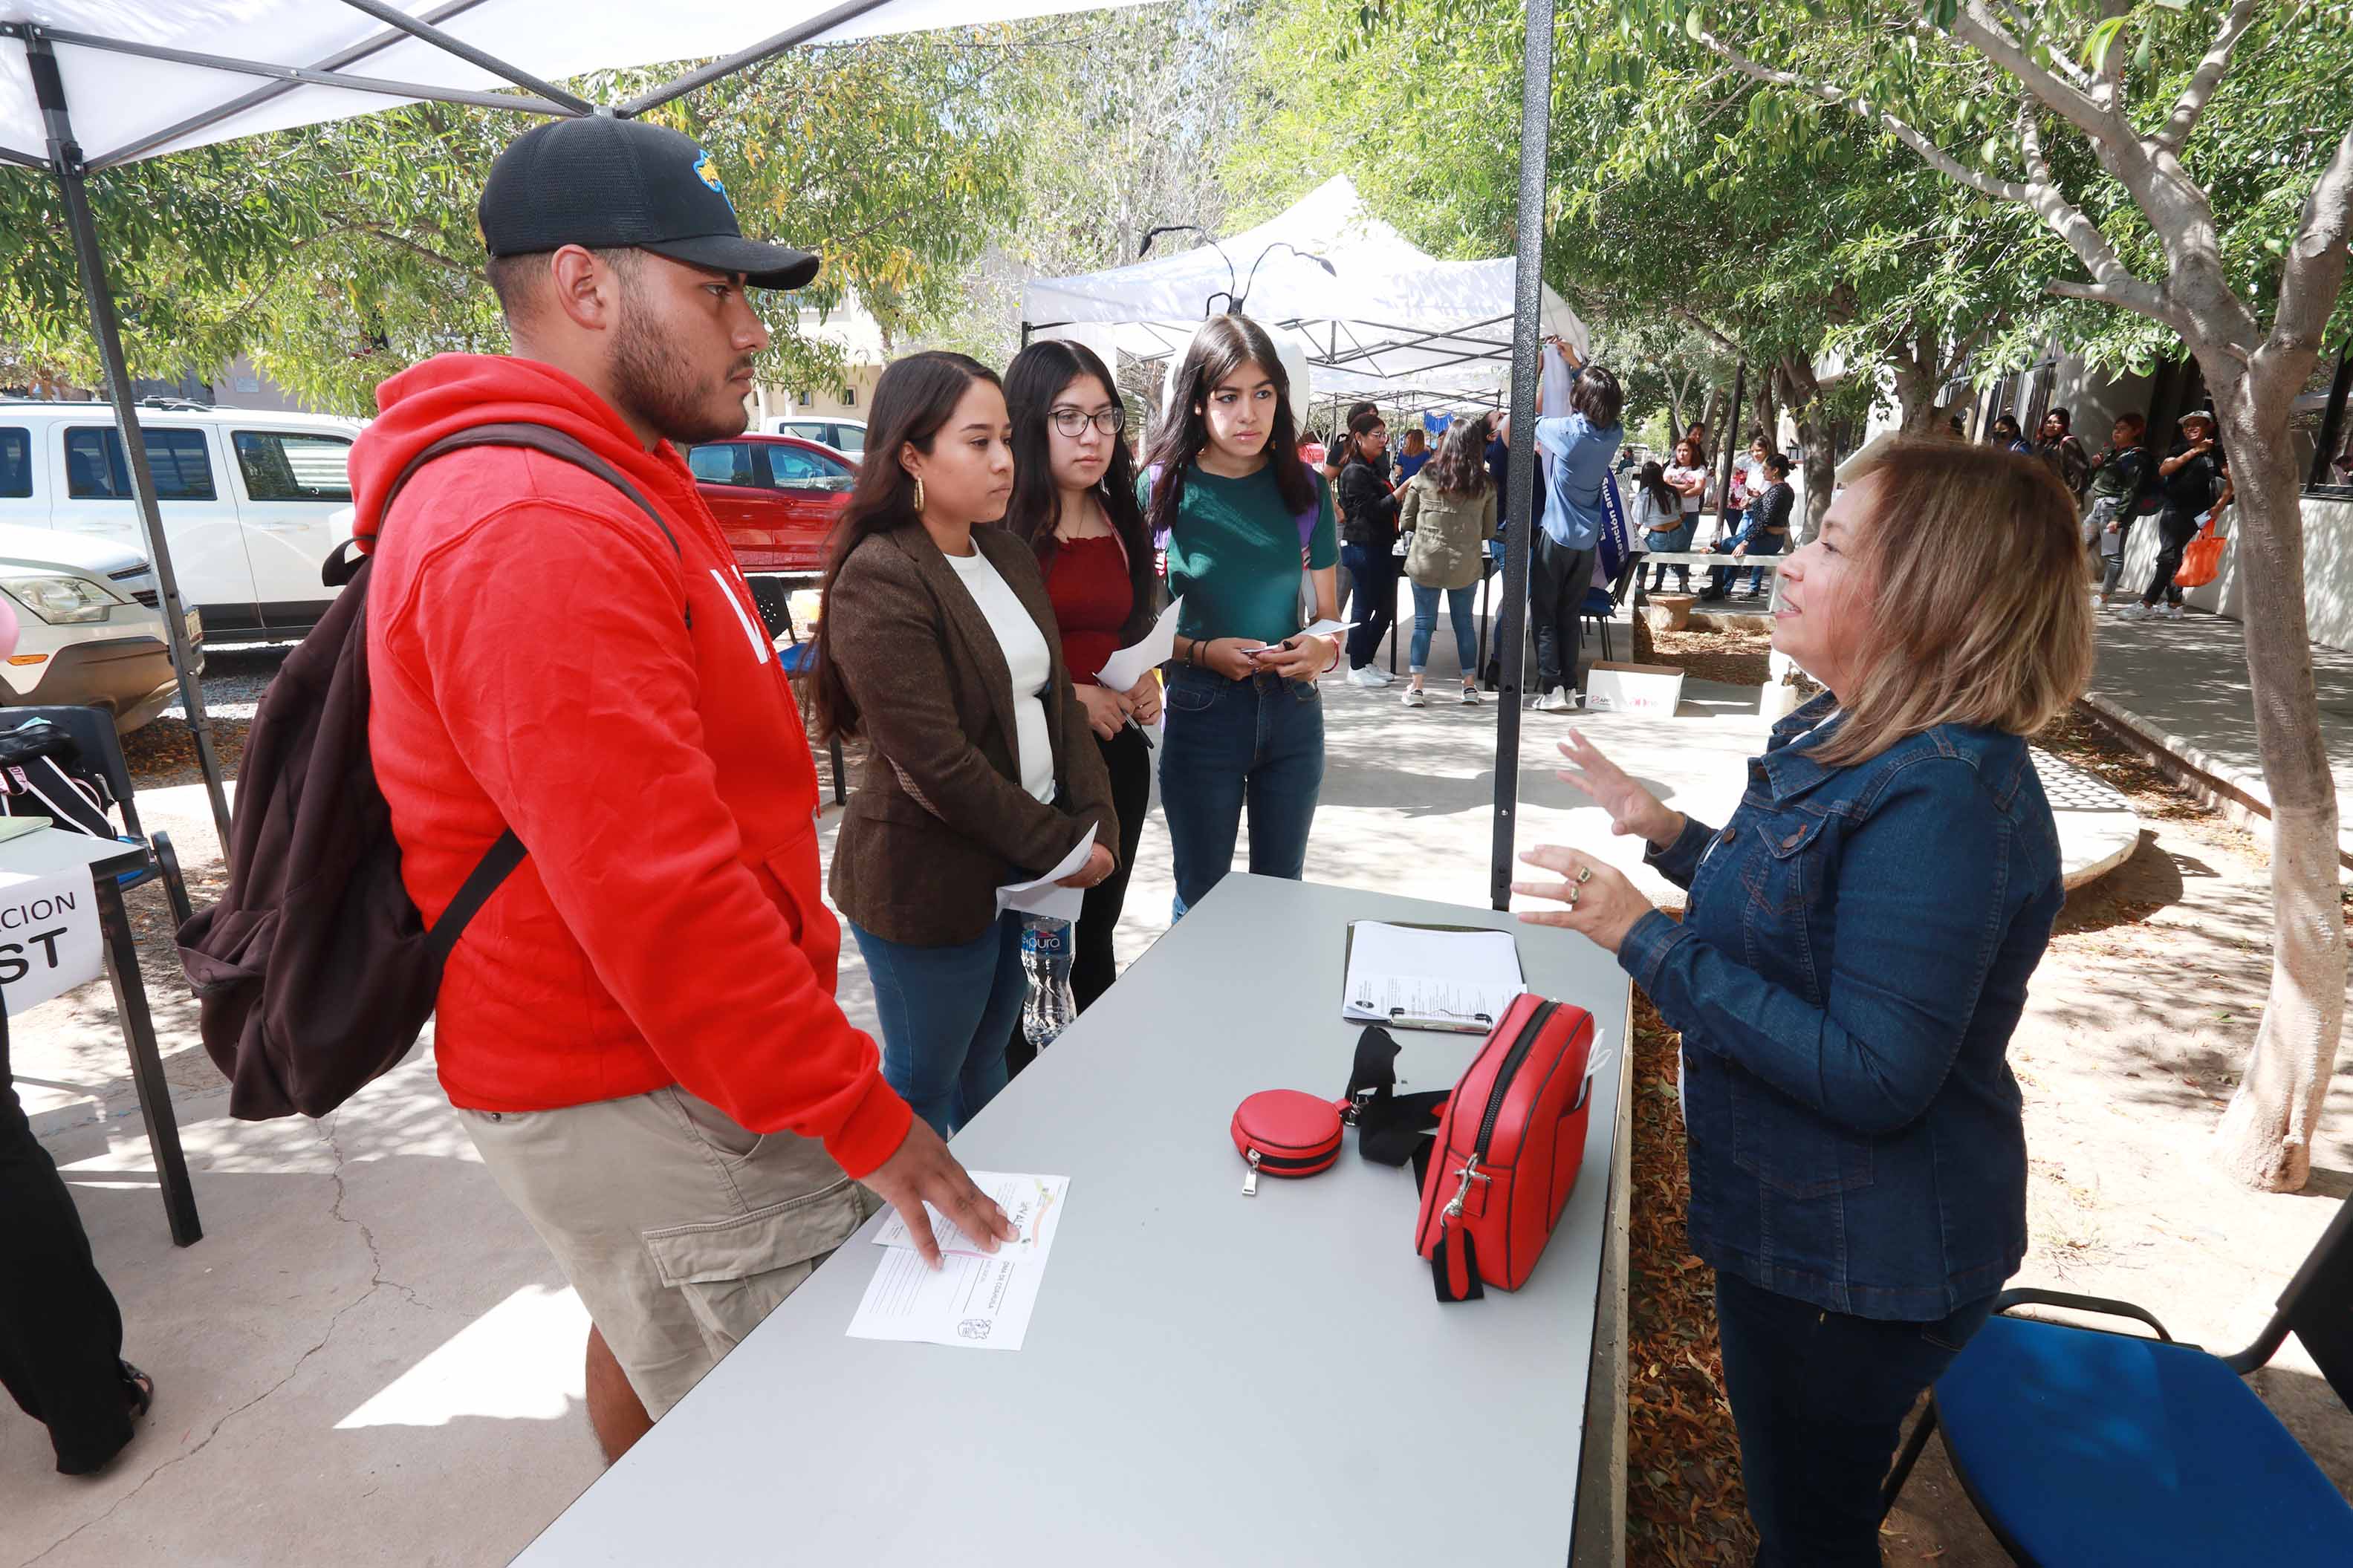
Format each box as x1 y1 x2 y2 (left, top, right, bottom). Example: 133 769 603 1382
2079 691 2353 869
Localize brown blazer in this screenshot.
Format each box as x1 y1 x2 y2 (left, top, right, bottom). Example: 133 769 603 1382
826 522 1118 946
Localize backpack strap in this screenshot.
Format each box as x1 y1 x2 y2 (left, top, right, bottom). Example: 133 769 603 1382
332 423 693 955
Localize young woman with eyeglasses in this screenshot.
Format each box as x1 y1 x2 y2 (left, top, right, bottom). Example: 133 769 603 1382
1142 313 1340 916
999 341 1162 1056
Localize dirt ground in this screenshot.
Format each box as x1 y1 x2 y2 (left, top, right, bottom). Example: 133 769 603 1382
1624 625 2353 1566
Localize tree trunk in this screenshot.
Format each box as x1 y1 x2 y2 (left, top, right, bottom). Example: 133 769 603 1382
2204 358 2349 1191
1699 385 1728 456
1776 357 1838 543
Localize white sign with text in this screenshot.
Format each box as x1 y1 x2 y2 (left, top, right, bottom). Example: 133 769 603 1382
0 866 103 1014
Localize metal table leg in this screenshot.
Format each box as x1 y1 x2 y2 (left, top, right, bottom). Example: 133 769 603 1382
93 874 200 1246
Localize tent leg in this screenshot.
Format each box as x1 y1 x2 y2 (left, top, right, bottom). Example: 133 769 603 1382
1489 0 1556 912
29 34 233 853
1019 320 1033 349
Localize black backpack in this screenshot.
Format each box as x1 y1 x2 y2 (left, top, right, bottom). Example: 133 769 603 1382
178 424 681 1119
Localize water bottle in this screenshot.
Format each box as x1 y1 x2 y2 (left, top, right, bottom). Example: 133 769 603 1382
1019 914 1078 1050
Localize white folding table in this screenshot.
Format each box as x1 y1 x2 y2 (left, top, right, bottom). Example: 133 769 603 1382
516 874 1631 1567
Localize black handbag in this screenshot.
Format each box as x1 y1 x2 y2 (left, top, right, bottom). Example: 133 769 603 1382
0 718 117 838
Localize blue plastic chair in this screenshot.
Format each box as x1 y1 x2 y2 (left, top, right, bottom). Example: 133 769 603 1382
1884 1196 2353 1564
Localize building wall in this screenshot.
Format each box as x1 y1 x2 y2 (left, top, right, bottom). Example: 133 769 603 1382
755 365 882 424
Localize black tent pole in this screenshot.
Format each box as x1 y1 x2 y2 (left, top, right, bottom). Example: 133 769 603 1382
1488 0 1556 911
25 30 233 849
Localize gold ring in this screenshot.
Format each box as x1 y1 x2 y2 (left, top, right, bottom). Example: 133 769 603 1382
1575 865 1594 885
1565 884 1581 907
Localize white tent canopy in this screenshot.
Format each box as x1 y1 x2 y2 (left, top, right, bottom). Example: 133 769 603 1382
0 0 1135 169
1022 176 1586 404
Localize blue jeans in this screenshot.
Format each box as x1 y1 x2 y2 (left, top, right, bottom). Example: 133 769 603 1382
850 912 1025 1138
1646 518 1697 589
1340 542 1400 670
1409 582 1478 676
1159 664 1325 915
1709 527 1785 598
1714 1270 1998 1567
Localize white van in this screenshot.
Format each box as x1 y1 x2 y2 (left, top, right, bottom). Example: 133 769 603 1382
0 520 201 731
0 400 364 638
763 415 865 460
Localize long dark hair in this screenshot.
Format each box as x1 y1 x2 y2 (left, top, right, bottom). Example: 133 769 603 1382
1340 407 1386 470
1636 459 1678 515
1143 314 1315 543
1424 414 1490 498
1002 340 1158 645
808 350 1001 741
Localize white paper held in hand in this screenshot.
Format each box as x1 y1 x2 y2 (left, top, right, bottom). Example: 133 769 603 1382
993 824 1097 923
1096 596 1182 692
872 1172 1068 1261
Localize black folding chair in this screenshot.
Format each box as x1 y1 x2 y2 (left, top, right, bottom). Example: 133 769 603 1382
3 705 191 923
1883 1196 2353 1564
1577 554 1643 667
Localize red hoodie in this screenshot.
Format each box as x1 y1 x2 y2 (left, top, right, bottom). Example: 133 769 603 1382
353 354 911 1178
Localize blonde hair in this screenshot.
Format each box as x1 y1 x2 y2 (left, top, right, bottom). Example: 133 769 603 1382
1812 440 2094 767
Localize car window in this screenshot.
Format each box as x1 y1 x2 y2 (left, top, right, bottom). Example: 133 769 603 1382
767 445 830 484
233 430 354 501
830 426 865 455
0 428 28 499
688 443 756 486
63 426 216 501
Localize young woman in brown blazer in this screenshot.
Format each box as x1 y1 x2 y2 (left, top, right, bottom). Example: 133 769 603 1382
811 352 1117 1136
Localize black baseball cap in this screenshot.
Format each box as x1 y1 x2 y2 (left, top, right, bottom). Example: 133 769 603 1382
479 114 819 290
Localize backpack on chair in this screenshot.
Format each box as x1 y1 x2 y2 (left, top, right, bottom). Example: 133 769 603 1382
177 424 679 1119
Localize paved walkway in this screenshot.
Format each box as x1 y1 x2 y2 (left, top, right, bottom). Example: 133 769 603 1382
3 651 2138 1564
2085 609 2353 859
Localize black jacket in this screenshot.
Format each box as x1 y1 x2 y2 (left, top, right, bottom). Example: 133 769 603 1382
1337 454 1401 548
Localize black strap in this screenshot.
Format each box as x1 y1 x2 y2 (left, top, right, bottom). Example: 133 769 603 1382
1432 1227 1485 1303
425 827 527 966
1346 1024 1453 1169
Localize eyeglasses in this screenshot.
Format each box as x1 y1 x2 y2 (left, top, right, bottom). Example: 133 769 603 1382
1051 406 1125 438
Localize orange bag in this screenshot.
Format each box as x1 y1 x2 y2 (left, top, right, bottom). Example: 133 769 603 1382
2174 513 2228 589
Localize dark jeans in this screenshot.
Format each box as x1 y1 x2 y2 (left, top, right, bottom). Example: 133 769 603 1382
2141 511 2198 606
1006 720 1152 1080
1526 531 1597 697
1714 1270 1997 1567
1 1009 135 1474
1340 541 1400 669
1710 529 1788 598
1159 664 1324 915
851 911 1025 1138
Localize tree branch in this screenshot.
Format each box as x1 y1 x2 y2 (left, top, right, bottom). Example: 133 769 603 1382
2013 97 2178 325
1950 1 2120 145
2271 123 2353 361
1694 25 2030 204
2152 0 2258 157
1671 305 1747 359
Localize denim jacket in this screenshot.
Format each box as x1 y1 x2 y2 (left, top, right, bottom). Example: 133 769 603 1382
1618 695 2061 1321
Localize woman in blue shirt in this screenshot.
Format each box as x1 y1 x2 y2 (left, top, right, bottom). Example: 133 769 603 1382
1529 336 1625 712
1515 441 2094 1567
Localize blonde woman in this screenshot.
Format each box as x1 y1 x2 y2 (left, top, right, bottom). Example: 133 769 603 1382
1514 441 2094 1567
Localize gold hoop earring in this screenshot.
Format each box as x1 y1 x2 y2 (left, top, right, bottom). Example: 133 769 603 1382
912 476 925 515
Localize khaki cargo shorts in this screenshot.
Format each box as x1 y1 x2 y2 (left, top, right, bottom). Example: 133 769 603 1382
457 1086 877 1419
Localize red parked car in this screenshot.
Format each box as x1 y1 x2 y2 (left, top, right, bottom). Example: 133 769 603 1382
686 432 856 637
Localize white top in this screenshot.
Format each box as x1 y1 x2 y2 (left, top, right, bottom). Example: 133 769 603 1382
944 547 1057 804
1664 462 1708 515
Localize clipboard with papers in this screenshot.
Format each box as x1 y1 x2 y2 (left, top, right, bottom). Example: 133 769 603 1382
1340 920 1528 1035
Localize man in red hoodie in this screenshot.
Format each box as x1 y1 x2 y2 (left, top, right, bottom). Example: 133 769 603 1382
352 115 1013 1463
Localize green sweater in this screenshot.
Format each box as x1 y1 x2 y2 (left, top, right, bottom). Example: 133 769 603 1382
1143 461 1339 648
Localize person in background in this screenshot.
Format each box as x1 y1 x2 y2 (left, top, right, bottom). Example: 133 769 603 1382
1684 420 1713 462
1987 412 2032 455
2121 408 2230 621
1485 411 1513 533
1321 400 1381 489
815 352 1118 1136
360 116 1010 1464
1519 440 2094 1568
1946 412 1970 440
1635 458 1693 592
1701 452 1794 602
1297 428 1328 468
1143 313 1341 916
1716 434 1768 549
1399 413 1498 709
1656 436 1708 592
1337 409 1404 688
0 604 155 1478
2084 412 2153 607
1528 335 1626 712
1395 426 1432 483
1000 340 1161 1068
2034 408 2091 501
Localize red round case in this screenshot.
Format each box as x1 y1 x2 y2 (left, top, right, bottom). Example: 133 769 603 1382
1231 1089 1345 1191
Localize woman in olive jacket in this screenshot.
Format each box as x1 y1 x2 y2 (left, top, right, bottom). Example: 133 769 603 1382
1397 414 1498 707
811 352 1117 1137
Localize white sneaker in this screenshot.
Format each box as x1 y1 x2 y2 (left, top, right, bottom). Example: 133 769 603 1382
1401 686 1429 708
2161 603 2187 620
2112 602 2147 619
1345 665 1387 688
1537 689 1578 713
1458 684 1481 705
